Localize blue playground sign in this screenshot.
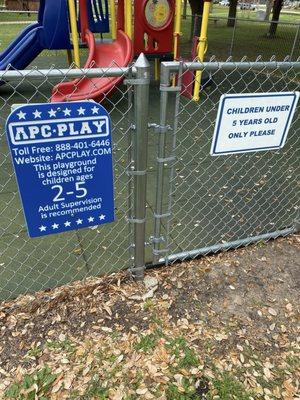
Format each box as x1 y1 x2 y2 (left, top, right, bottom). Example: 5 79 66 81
6 101 114 238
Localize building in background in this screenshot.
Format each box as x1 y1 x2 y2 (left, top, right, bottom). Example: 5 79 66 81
5 0 39 11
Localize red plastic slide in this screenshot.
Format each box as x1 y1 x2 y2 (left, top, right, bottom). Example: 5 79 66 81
51 30 133 103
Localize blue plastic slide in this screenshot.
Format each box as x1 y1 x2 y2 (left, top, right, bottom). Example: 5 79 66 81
0 0 71 71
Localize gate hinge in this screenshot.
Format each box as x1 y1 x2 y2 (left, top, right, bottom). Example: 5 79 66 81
148 123 173 134
124 77 150 85
149 235 165 244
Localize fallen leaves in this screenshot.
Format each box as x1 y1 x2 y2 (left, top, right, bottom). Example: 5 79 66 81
0 237 299 399
268 307 278 316
214 333 228 342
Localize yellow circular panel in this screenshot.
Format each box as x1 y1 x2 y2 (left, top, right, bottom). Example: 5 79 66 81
145 0 171 29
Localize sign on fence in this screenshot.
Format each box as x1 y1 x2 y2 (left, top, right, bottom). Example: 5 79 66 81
211 92 299 156
6 101 115 237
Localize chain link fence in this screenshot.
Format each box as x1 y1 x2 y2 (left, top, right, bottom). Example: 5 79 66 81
180 15 300 61
0 64 145 300
227 18 300 61
0 60 299 300
151 60 300 264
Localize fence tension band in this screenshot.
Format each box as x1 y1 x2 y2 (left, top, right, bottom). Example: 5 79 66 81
154 212 171 219
126 170 147 176
160 85 181 92
124 78 150 86
151 236 165 244
154 125 172 134
153 248 169 255
128 217 146 224
157 156 176 163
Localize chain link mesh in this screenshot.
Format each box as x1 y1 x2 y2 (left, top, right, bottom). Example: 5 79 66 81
0 65 135 300
152 61 300 264
0 60 299 300
180 15 300 62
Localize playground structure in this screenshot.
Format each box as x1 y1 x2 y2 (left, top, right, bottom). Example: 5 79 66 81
0 0 212 101
0 4 299 303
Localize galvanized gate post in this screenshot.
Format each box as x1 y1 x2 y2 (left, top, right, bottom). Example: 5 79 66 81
130 54 150 280
152 62 182 264
290 23 300 61
152 68 170 264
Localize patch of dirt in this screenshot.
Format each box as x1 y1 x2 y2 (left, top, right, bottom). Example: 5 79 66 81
0 235 299 399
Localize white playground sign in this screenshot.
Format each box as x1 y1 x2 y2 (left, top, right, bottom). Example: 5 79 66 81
210 92 299 156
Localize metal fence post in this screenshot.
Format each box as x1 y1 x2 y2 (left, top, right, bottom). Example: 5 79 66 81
152 62 183 265
295 209 300 233
130 53 150 280
152 62 181 264
182 0 188 19
229 17 237 58
290 23 300 61
152 67 170 264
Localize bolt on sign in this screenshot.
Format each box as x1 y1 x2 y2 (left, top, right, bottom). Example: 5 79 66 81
211 92 299 156
6 101 115 237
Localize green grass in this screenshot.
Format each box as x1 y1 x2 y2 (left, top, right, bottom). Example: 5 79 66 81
45 338 76 354
0 21 32 50
166 336 199 369
4 332 295 400
25 345 42 359
182 4 300 60
4 366 57 399
0 11 36 22
0 5 299 61
142 298 155 310
188 4 300 23
208 372 254 400
180 15 300 60
133 332 158 353
166 379 201 400
0 10 36 51
164 371 253 400
71 377 109 400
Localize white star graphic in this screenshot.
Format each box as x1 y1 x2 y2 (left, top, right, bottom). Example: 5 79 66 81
64 221 71 227
63 108 71 116
99 214 106 221
91 106 99 114
17 111 26 120
39 225 46 232
48 108 57 117
52 223 59 229
76 219 83 225
77 107 85 116
33 109 42 119
88 216 94 222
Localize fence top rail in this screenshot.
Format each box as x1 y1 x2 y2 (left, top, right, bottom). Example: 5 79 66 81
0 67 132 81
0 9 39 14
206 15 300 26
1 10 299 25
160 60 300 84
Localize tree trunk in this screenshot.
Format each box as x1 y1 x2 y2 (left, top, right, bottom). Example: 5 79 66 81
227 0 238 28
268 0 283 37
264 0 274 21
183 0 188 19
188 0 203 15
188 0 204 40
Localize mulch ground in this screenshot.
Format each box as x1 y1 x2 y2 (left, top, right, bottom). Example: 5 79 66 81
0 235 299 399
